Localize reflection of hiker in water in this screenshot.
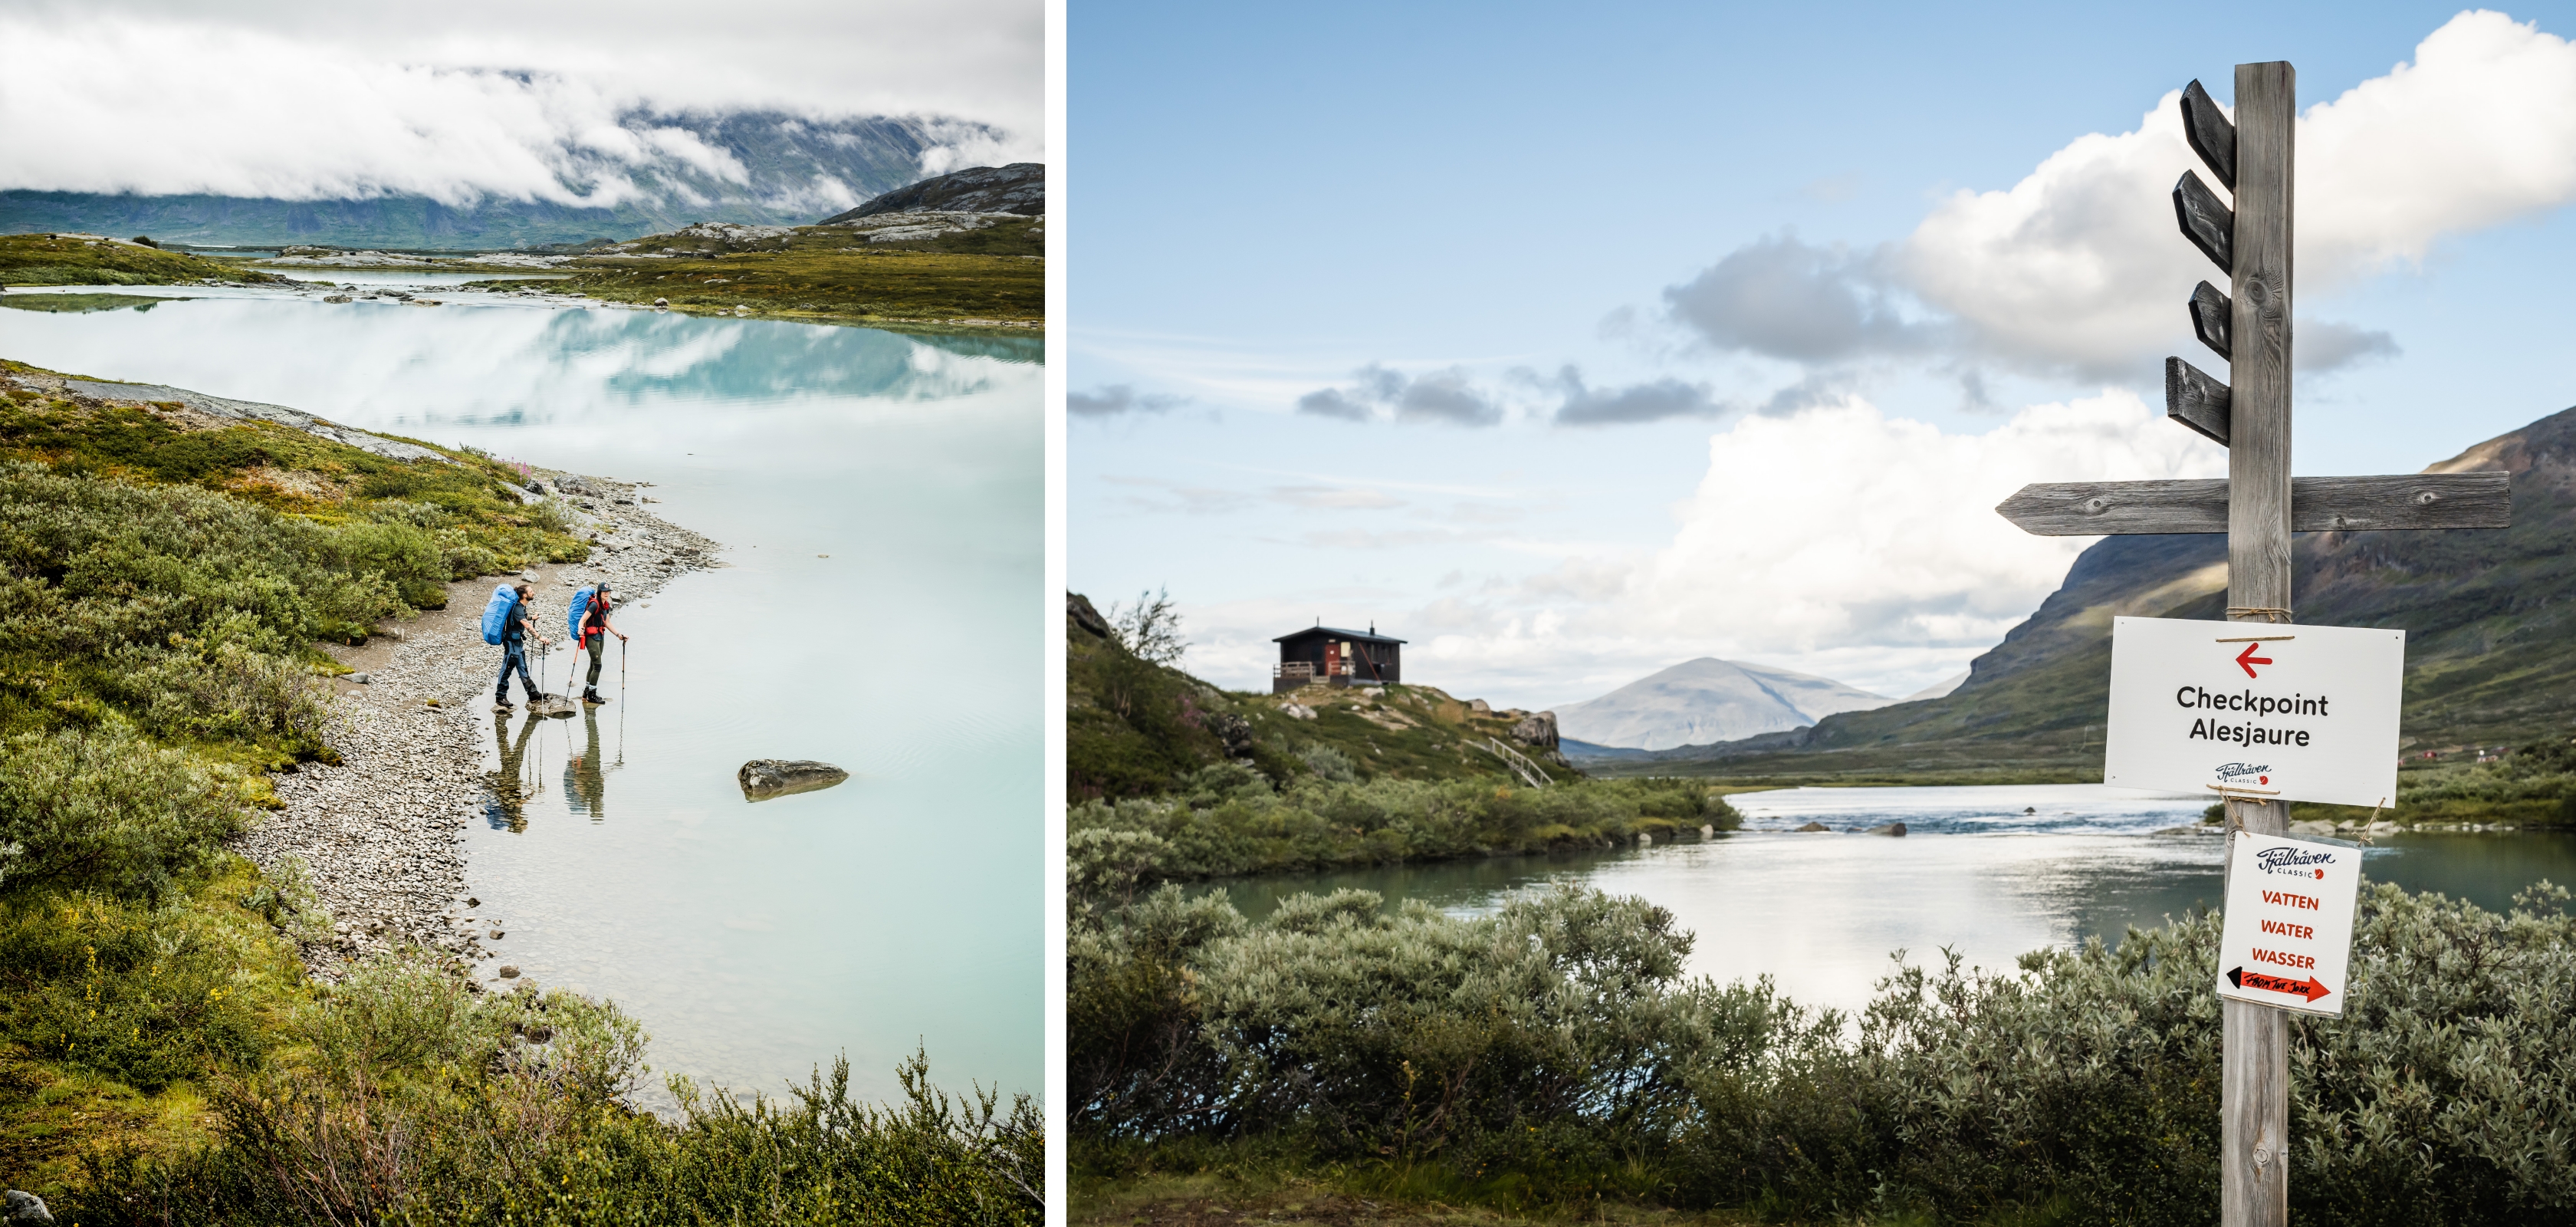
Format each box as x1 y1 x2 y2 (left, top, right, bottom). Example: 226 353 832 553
492 580 555 712
573 582 628 706
565 702 610 821
488 709 542 831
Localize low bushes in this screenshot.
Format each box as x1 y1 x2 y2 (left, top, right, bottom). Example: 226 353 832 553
1070 825 2576 1224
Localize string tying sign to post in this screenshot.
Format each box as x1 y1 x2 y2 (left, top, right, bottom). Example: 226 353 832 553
2104 617 2403 808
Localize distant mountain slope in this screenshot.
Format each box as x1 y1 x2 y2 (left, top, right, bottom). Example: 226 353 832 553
1589 406 2576 781
820 163 1043 221
1555 657 1893 750
0 112 985 249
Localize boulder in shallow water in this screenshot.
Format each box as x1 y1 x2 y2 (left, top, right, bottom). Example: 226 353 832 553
1866 822 1908 837
1793 821 1832 833
738 758 849 801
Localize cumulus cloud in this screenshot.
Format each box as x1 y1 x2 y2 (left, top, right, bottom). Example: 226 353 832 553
1070 384 1187 417
1295 363 1503 426
1329 390 2228 700
1621 390 2218 653
1668 11 2576 379
0 12 1040 205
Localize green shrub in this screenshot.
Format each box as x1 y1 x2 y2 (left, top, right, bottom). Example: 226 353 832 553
1071 870 2576 1225
0 725 250 900
0 890 272 1094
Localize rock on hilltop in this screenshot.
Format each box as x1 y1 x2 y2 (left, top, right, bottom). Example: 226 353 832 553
821 163 1044 221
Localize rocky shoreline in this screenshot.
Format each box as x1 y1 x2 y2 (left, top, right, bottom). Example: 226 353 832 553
235 470 718 985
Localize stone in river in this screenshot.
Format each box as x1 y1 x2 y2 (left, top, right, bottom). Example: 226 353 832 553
1866 823 1908 837
738 758 849 801
1793 821 1832 833
497 965 520 978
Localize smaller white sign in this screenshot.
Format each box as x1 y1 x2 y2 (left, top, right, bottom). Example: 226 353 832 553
2216 830 2362 1015
2104 617 2404 808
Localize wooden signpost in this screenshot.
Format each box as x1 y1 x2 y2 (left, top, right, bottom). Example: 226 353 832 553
1994 62 2512 1226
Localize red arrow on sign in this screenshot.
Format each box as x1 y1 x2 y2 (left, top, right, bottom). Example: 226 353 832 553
2227 965 2331 1003
2235 643 2273 678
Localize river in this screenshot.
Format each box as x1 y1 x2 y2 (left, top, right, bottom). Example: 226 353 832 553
1207 784 2576 1018
0 283 1042 1107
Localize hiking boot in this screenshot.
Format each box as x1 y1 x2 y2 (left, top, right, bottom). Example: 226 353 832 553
582 691 609 705
493 699 513 712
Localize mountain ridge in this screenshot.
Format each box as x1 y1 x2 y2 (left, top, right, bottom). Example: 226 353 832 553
1553 656 1892 750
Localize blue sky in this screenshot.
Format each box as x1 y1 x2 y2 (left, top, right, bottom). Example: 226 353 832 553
1070 2 2576 712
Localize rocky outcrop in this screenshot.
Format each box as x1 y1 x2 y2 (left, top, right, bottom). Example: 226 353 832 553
738 759 849 801
821 163 1044 221
51 377 449 463
1512 710 1559 750
1066 592 1112 640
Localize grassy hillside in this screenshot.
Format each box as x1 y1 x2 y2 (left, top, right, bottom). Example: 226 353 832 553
0 232 288 286
1591 406 2576 821
1067 593 1575 800
527 216 1042 327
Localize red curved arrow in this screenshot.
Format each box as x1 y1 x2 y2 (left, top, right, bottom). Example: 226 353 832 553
2227 965 2331 1002
2236 643 2273 678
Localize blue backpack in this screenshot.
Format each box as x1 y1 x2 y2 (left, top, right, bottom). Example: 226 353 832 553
567 586 596 640
479 584 518 646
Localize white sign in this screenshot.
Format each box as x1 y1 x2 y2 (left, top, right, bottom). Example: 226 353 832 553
2104 617 2403 808
2215 830 2363 1015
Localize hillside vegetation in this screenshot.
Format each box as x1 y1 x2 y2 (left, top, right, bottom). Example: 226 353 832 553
1067 594 1574 799
1589 406 2576 823
0 233 288 287
529 215 1042 327
0 360 1041 1219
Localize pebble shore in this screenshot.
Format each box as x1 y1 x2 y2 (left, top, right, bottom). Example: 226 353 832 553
235 472 717 982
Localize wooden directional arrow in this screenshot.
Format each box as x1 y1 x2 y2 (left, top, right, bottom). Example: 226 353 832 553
2165 357 2232 446
2181 79 2237 189
2174 171 2234 272
2190 281 2231 360
1995 472 2511 535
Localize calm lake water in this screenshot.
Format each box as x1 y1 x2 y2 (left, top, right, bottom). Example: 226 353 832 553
1211 785 2576 1018
0 285 1042 1107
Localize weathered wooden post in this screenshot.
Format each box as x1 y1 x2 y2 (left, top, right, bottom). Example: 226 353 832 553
2215 61 2295 1227
1996 61 2512 1225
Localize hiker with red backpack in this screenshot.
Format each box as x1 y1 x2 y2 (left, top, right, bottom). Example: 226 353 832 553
567 582 628 705
483 579 555 711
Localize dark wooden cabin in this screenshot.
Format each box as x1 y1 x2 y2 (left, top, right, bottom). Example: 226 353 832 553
1273 624 1405 693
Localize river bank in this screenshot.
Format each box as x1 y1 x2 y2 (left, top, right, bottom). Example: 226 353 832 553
241 470 717 985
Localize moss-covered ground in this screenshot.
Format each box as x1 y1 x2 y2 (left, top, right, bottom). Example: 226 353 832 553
496 219 1043 327
0 235 288 287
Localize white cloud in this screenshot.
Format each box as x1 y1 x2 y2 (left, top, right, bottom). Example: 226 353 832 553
1678 10 2576 379
0 10 1041 203
1622 391 2217 657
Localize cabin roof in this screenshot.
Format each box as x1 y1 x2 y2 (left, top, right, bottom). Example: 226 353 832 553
1274 625 1407 646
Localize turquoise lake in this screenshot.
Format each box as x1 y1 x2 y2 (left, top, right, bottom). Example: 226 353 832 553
0 285 1043 1107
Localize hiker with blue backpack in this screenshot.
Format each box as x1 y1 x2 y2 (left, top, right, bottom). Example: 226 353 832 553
481 579 555 711
567 581 627 706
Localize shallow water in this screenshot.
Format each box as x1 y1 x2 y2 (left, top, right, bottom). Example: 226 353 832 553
1208 785 2576 1018
0 289 1042 1106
